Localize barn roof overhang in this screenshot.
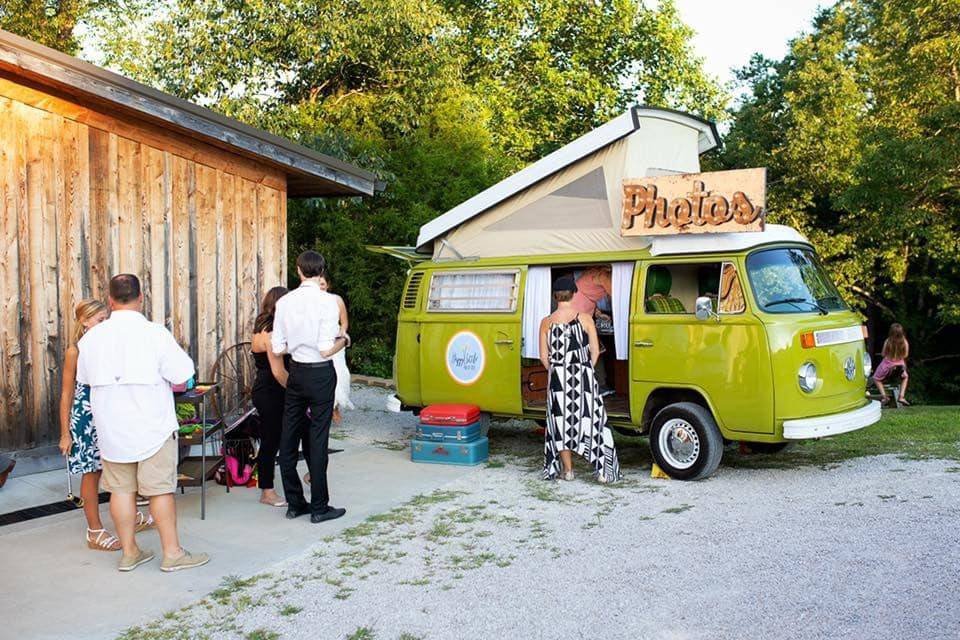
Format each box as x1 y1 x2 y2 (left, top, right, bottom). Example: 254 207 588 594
0 29 377 198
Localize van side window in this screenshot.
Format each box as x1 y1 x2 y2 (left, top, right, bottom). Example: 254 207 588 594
718 262 746 314
427 270 520 312
644 262 742 315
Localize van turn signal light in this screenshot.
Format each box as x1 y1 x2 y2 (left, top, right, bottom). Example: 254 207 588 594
800 332 816 349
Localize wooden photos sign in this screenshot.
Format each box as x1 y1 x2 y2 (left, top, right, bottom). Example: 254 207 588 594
620 168 766 236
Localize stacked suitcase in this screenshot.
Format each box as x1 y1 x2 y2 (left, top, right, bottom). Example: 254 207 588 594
411 403 489 466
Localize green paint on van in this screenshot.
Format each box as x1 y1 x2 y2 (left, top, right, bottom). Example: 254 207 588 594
392 239 877 448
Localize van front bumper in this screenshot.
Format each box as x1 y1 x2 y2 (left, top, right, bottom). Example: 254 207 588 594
782 400 882 439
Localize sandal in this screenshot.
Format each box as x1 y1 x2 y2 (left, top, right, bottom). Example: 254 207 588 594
899 398 911 406
260 492 287 507
135 511 155 532
87 528 121 552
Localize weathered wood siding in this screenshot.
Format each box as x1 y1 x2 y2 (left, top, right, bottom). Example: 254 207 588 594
0 77 287 451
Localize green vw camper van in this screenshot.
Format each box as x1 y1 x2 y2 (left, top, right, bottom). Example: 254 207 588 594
381 107 880 479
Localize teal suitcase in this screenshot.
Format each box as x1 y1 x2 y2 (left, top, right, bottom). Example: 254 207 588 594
415 420 482 443
411 436 489 466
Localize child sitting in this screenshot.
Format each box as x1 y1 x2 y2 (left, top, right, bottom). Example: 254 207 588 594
873 323 910 406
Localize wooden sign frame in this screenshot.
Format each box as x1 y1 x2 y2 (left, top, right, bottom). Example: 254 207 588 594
621 168 766 236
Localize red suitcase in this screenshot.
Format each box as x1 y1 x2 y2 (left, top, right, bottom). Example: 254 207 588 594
419 404 481 426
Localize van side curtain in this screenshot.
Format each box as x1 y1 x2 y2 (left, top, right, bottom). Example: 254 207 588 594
612 262 634 360
522 266 552 358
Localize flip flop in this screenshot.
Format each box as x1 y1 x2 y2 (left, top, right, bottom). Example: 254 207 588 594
899 398 911 406
260 496 288 507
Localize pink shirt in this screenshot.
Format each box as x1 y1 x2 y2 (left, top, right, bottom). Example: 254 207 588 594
570 268 610 313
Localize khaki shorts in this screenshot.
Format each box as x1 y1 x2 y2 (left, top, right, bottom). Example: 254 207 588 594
101 436 178 496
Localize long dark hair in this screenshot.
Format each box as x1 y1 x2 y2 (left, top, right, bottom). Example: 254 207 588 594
254 286 288 333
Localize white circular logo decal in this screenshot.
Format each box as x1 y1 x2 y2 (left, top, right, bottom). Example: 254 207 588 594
445 331 485 386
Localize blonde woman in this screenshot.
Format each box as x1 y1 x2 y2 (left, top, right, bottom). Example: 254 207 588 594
59 300 152 551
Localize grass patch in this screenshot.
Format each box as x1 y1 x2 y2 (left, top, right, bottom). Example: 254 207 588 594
246 631 279 640
427 519 454 541
661 504 693 514
279 604 302 616
209 574 269 605
724 406 960 470
346 627 375 640
524 480 567 502
408 490 466 507
371 439 407 451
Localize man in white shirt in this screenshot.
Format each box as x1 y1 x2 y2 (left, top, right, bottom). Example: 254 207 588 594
77 274 210 572
272 251 348 523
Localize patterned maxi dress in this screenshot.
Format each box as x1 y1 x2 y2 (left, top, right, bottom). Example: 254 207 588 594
543 317 622 482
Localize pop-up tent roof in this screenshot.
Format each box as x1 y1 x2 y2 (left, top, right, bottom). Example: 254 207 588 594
416 106 721 258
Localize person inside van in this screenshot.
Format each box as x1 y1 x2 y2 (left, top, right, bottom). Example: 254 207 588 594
571 265 615 397
538 276 621 484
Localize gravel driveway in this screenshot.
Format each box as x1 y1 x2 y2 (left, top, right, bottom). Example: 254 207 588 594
124 388 960 640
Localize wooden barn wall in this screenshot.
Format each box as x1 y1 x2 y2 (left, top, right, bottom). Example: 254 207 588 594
0 80 287 451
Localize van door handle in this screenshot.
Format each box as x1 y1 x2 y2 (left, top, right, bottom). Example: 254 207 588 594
634 340 654 348
494 338 514 345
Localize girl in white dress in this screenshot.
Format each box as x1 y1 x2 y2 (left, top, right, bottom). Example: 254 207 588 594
319 274 354 422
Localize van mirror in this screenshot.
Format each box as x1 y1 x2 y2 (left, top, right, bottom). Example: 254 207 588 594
695 296 716 321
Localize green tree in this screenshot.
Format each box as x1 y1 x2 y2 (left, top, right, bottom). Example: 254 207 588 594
441 0 727 159
0 0 94 53
88 0 725 376
722 0 960 400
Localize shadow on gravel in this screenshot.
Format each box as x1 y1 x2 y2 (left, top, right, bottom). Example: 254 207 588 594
487 405 960 474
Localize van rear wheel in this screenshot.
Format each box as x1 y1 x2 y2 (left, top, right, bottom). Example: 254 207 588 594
649 402 723 480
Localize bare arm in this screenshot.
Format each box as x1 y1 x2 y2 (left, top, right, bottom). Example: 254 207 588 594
539 317 551 371
320 336 348 359
580 313 601 367
336 295 349 336
59 347 78 455
261 332 289 387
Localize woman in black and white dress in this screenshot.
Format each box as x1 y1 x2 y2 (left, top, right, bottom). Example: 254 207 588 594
538 276 621 483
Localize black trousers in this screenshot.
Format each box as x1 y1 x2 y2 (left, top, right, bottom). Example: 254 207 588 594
252 381 284 490
278 362 337 514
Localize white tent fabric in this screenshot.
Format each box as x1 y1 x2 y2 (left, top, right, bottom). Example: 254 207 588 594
521 266 552 358
433 114 704 259
611 262 634 360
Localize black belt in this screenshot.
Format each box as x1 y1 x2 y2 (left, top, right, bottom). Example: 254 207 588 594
290 360 333 369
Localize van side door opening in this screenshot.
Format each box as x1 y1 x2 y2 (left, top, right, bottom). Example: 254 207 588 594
520 262 632 419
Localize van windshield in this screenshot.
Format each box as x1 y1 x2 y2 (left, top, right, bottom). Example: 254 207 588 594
746 248 847 314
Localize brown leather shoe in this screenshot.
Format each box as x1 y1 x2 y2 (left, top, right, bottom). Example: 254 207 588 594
0 459 15 488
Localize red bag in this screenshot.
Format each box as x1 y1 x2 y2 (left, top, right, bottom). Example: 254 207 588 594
419 404 481 426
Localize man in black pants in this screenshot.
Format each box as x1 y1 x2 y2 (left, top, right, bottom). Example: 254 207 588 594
272 251 348 523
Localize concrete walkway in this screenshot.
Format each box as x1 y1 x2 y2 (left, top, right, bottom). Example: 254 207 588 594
0 440 476 640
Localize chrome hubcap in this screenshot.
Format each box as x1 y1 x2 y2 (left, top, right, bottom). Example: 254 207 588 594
658 419 700 470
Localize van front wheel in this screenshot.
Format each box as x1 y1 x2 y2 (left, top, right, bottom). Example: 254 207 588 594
649 402 723 480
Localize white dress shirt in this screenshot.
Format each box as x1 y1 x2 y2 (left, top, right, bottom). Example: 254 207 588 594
77 310 195 463
271 280 341 363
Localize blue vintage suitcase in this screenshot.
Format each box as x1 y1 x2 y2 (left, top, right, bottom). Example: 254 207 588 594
415 420 482 443
411 436 489 466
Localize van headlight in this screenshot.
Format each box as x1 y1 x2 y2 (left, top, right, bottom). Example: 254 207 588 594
862 350 872 379
798 362 818 393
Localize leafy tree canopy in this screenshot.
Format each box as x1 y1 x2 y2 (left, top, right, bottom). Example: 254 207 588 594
721 0 960 400
80 0 724 375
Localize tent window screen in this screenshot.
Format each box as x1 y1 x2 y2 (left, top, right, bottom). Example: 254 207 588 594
428 270 520 312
